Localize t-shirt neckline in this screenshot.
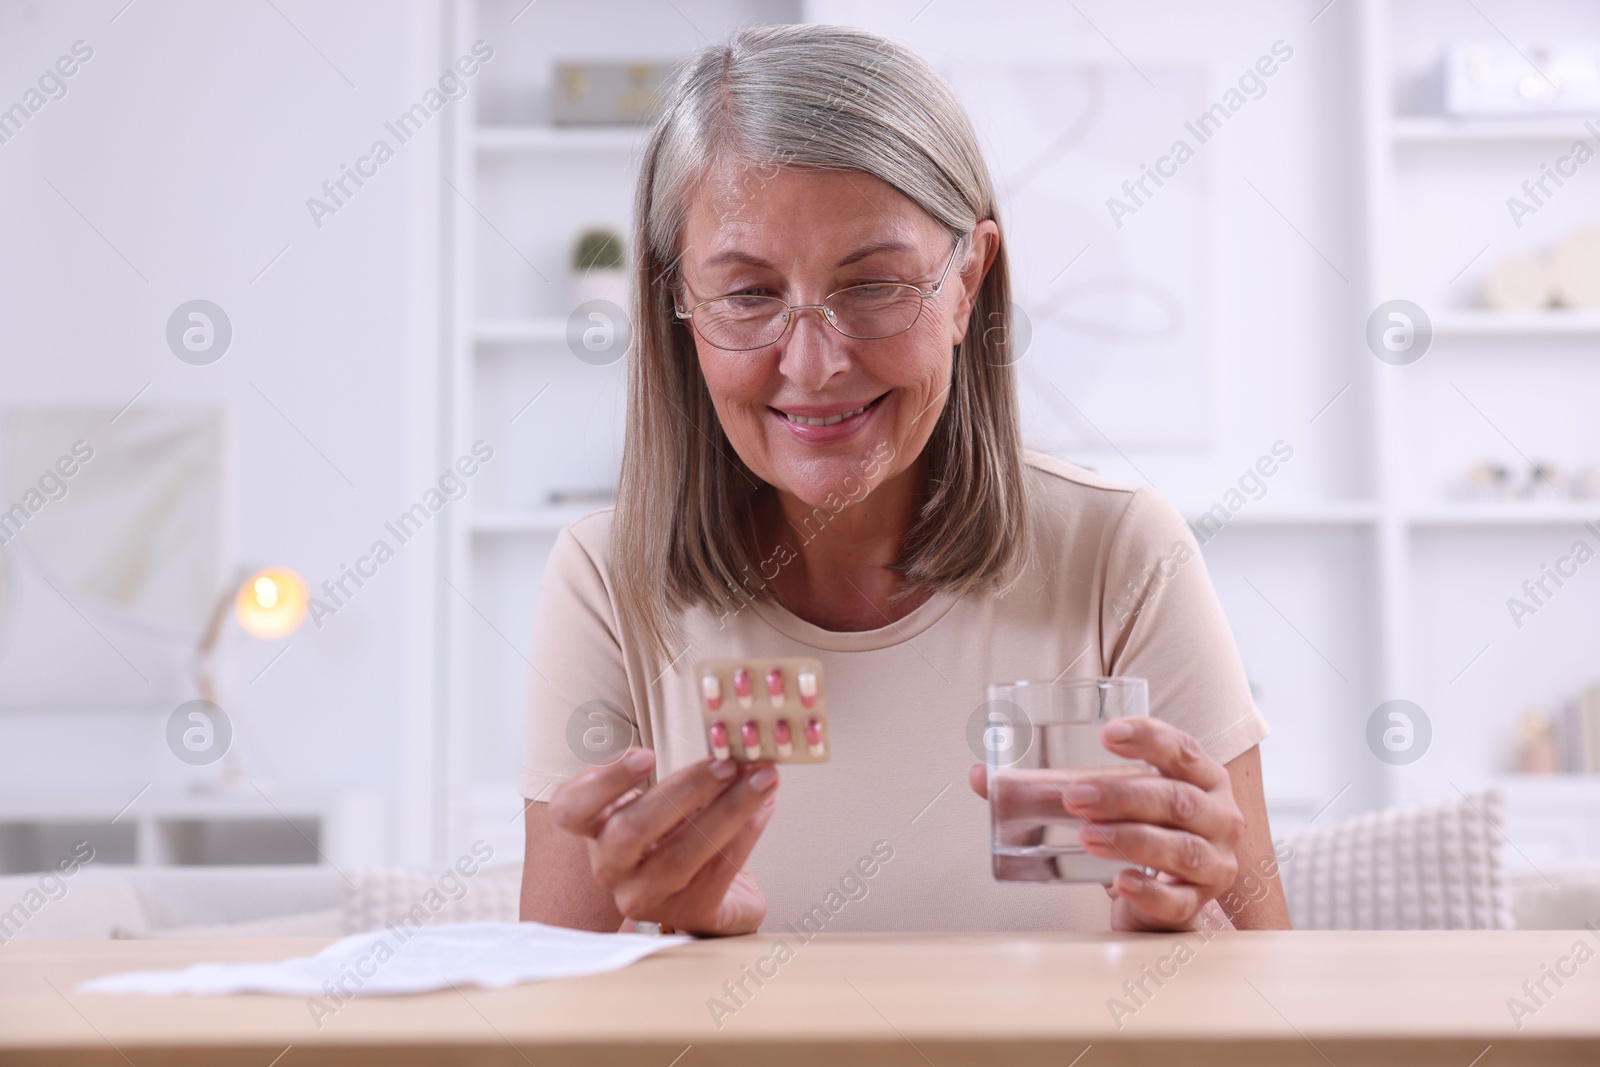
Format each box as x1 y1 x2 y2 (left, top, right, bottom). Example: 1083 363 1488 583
749 586 962 652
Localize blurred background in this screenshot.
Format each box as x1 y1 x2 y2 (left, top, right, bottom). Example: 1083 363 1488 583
2 0 1598 917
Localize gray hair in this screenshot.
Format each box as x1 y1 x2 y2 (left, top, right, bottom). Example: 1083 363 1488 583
613 22 1032 660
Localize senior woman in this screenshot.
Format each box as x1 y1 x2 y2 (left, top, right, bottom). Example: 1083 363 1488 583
520 23 1290 937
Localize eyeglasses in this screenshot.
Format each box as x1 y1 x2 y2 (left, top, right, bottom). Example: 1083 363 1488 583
673 232 969 352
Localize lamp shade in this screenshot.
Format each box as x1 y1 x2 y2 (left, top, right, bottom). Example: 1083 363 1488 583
234 568 308 639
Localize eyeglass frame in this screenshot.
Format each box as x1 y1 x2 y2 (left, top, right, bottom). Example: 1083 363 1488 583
671 231 971 352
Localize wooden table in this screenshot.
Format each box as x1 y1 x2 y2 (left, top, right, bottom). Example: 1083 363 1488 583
2 931 1598 1065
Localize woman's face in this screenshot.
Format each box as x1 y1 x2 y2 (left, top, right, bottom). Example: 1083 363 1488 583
675 164 996 510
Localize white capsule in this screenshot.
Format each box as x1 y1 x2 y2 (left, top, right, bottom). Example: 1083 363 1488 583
798 667 818 709
701 673 723 710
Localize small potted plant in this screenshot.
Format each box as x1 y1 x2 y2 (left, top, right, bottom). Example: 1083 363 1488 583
570 227 629 310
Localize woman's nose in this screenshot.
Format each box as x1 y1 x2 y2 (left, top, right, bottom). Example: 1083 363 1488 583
776 307 851 391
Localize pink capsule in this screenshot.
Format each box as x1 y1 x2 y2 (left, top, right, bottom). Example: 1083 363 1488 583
773 718 793 758
700 672 722 711
708 720 730 761
765 668 786 710
740 719 762 761
805 716 825 756
798 667 818 709
733 667 754 711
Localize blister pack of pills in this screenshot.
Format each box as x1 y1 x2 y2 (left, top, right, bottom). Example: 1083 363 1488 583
695 657 828 764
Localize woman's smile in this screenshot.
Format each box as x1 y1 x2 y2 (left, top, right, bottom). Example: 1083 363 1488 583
769 392 888 443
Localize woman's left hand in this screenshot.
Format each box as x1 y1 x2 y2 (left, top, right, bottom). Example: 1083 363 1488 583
968 716 1245 932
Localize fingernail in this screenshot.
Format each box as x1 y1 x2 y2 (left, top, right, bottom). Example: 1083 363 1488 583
624 749 653 774
1064 782 1100 805
1103 720 1134 741
710 758 737 780
749 765 778 791
1079 824 1113 845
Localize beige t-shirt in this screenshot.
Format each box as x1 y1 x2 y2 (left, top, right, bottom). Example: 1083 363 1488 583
520 450 1269 932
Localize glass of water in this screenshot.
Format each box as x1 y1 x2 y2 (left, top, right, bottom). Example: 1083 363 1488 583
984 677 1156 883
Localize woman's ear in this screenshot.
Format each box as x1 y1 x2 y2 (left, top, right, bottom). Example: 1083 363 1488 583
948 219 1001 346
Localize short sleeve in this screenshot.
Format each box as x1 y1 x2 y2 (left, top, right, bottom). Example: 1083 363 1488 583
1100 486 1269 766
519 521 640 802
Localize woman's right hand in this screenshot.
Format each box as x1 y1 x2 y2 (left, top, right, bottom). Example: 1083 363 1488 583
548 746 779 936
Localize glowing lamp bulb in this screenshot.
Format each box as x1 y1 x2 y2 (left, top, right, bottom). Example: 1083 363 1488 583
253 576 280 609
235 567 308 639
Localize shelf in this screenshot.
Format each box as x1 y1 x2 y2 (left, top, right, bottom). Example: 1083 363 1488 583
1432 311 1600 337
1406 503 1600 528
472 504 612 534
1485 773 1600 796
1231 503 1380 526
1389 116 1600 144
475 125 647 155
475 319 567 345
1184 502 1600 530
0 790 330 821
1182 502 1381 528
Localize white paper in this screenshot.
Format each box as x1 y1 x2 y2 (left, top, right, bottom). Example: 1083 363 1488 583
78 921 690 996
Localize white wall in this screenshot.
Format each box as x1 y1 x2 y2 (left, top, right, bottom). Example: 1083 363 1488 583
0 0 448 862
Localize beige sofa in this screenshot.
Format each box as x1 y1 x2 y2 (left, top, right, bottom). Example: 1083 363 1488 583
0 862 521 941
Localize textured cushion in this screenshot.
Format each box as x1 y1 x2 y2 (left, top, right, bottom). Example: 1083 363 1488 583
142 907 346 939
1280 790 1513 929
128 865 343 930
340 862 521 934
0 870 150 941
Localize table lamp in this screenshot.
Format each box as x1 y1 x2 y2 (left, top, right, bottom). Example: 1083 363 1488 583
191 566 309 789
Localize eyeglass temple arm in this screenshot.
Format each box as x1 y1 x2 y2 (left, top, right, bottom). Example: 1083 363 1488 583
919 231 970 297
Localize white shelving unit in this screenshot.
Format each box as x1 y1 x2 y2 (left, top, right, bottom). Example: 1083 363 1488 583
438 0 671 863
1355 0 1600 817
